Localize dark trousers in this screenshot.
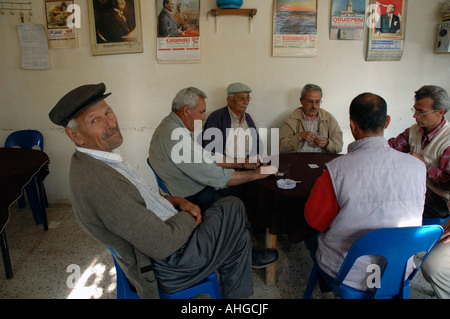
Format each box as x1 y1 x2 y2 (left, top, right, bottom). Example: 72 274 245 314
151 196 253 299
423 187 450 218
186 184 244 213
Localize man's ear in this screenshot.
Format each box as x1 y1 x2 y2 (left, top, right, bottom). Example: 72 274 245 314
385 115 391 130
65 126 84 147
349 118 355 134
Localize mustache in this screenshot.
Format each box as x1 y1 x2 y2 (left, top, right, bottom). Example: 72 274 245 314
103 126 120 140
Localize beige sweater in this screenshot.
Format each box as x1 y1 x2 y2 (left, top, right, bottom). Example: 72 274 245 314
279 107 343 154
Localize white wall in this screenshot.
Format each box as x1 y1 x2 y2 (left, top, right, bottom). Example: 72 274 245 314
0 0 449 203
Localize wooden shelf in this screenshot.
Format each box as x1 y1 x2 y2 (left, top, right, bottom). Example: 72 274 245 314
209 8 257 18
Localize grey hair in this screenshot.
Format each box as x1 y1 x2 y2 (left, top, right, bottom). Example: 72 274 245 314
415 85 450 114
67 118 79 130
301 83 323 99
171 87 207 112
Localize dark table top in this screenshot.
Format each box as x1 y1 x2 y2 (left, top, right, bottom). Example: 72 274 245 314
242 152 340 243
0 148 50 232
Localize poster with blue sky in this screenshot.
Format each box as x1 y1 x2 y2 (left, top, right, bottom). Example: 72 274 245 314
272 0 318 57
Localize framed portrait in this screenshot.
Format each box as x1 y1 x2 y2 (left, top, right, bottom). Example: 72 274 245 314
87 0 143 56
369 0 406 38
366 0 407 61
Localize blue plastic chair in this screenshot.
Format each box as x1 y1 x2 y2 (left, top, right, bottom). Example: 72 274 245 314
422 216 449 226
146 158 171 195
158 272 222 299
4 130 49 225
108 248 140 299
108 247 222 299
303 225 443 299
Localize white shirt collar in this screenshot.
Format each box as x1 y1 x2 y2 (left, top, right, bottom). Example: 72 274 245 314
76 146 123 163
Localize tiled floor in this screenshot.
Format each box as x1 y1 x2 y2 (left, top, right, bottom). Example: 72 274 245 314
0 203 438 299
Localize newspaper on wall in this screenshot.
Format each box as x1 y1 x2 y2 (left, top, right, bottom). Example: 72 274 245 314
366 0 407 61
44 0 78 49
272 0 318 58
330 0 365 40
156 0 200 63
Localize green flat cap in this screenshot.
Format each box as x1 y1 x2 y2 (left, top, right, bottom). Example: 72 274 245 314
49 83 111 127
227 83 252 95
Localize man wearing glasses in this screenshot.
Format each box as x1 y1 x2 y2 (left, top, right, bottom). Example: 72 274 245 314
388 85 450 219
279 83 343 153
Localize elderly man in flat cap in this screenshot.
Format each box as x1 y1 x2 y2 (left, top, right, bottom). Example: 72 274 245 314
49 83 257 299
149 87 278 268
202 83 262 159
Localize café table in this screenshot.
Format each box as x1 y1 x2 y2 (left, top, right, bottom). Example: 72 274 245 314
242 152 340 286
0 147 50 279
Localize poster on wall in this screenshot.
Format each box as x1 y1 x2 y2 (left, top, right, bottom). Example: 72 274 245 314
366 0 407 61
44 0 78 49
330 0 365 40
87 0 143 56
156 0 200 64
272 0 318 58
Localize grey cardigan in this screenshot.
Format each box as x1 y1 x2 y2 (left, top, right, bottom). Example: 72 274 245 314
69 151 196 298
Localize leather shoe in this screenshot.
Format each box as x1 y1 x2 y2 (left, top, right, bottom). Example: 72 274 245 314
252 248 278 268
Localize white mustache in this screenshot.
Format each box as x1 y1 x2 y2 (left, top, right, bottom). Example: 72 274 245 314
103 127 119 139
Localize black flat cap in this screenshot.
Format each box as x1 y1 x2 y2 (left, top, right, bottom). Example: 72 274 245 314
49 83 111 127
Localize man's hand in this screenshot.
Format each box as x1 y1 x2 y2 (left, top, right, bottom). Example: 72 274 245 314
314 137 329 148
298 131 318 143
165 196 202 225
178 198 202 225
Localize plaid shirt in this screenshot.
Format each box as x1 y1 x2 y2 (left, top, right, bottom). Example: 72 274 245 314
300 111 322 153
388 119 450 190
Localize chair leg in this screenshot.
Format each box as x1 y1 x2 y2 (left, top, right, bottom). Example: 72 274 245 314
303 264 319 299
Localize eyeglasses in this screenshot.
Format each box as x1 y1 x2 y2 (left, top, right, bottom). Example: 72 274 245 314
233 95 251 102
305 99 322 106
411 107 436 117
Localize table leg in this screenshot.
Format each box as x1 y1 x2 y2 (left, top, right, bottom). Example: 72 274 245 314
36 178 48 231
265 228 277 286
0 230 13 279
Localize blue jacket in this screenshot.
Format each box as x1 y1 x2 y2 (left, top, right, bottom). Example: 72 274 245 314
202 106 262 157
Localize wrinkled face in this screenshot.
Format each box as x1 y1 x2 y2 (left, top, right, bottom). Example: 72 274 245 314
413 97 445 133
184 97 207 132
66 100 123 152
227 92 251 117
300 90 322 119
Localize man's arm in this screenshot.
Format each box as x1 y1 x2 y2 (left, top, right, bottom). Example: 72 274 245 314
388 128 411 153
304 170 339 232
226 165 275 186
411 146 450 190
322 116 343 154
279 119 304 153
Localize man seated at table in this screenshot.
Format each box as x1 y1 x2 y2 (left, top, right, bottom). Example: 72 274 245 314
304 92 426 291
48 83 254 299
202 82 261 159
279 84 343 154
388 85 450 219
149 86 278 268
